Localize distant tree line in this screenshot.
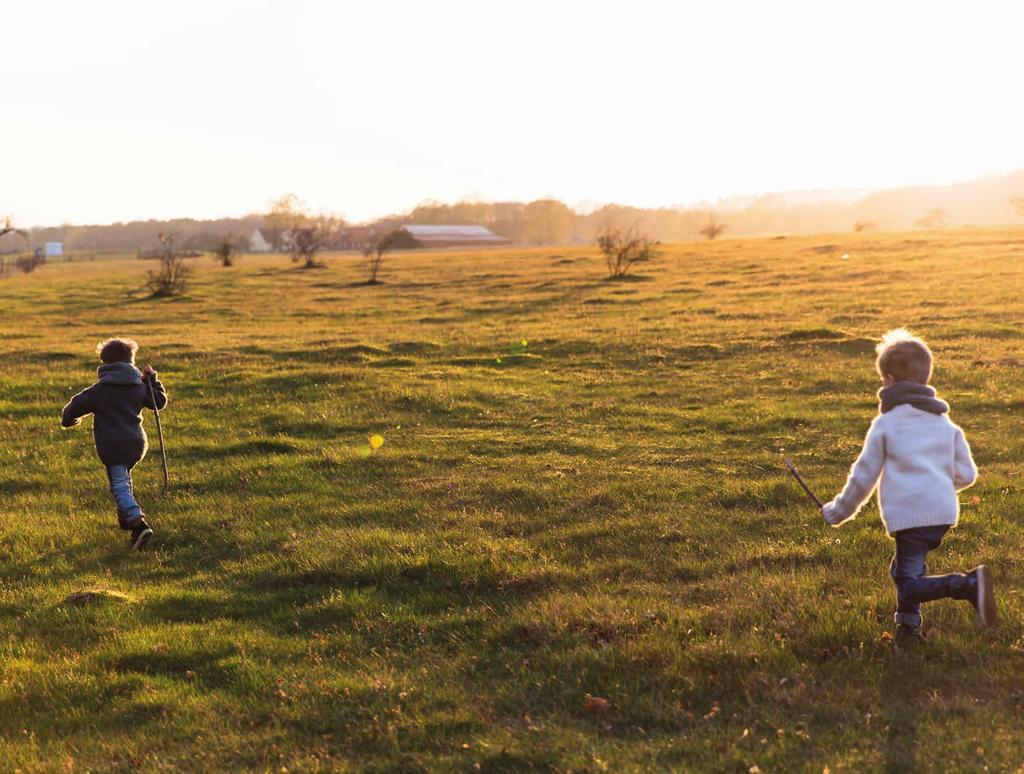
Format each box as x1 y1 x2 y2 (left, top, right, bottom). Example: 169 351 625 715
18 216 265 255
9 169 1024 256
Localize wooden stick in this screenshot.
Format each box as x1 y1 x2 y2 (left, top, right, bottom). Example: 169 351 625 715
147 376 169 492
784 458 823 509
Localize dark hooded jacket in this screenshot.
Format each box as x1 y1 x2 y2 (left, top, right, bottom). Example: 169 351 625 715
61 362 168 466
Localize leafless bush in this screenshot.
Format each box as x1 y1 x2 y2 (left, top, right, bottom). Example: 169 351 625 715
853 220 876 232
362 228 404 284
146 231 192 296
15 253 43 273
266 194 344 268
596 226 658 279
699 215 726 240
211 234 242 267
287 217 342 268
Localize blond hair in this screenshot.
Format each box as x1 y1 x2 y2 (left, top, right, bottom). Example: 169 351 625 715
876 328 932 384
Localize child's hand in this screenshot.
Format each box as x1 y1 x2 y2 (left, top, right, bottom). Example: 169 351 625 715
141 364 156 381
820 501 842 526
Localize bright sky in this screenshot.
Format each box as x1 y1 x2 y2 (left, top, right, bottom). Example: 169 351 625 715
4 1 1023 226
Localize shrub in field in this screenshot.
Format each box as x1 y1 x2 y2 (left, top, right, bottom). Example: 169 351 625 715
288 217 343 268
15 253 43 274
853 220 876 232
362 228 417 284
266 193 344 268
210 234 242 267
699 215 726 240
146 231 192 296
596 226 658 279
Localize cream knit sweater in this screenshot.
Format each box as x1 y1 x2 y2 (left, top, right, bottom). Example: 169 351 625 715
822 404 978 535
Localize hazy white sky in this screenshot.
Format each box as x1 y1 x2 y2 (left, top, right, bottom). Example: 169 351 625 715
4 0 1023 226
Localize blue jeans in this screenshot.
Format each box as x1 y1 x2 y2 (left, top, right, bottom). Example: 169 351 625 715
106 464 142 526
890 525 975 628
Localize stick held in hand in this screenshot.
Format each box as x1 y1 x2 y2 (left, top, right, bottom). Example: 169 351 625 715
146 372 170 492
784 458 823 509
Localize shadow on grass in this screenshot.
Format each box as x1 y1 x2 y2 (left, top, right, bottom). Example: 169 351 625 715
882 654 925 773
723 549 828 576
127 544 559 644
113 644 242 688
601 273 655 283
175 439 300 460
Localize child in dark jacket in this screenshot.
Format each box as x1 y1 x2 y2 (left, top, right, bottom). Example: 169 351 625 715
61 338 168 549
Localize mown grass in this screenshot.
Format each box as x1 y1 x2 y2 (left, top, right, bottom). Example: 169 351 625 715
2 230 1024 771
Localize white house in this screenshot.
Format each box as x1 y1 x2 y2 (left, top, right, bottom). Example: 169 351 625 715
249 228 287 253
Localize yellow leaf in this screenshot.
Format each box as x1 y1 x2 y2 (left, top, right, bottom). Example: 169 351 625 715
369 434 384 450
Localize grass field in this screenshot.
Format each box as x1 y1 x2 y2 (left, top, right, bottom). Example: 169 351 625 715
2 230 1024 772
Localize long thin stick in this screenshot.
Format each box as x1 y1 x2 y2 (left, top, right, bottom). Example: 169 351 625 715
147 376 169 492
784 458 822 508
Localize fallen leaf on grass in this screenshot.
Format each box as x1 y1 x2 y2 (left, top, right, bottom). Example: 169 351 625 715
369 434 384 450
583 695 610 712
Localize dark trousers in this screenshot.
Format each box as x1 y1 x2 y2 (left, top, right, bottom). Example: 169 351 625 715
890 525 975 628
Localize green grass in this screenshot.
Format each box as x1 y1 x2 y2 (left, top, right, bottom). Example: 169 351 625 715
2 231 1024 771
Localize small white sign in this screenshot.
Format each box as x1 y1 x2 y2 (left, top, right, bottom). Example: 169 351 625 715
45 242 63 257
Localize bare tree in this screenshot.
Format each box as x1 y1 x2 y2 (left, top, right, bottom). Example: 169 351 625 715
288 216 343 268
211 234 242 267
1 216 34 277
596 225 658 279
699 214 726 240
146 231 192 296
362 228 406 284
266 194 344 268
0 215 28 242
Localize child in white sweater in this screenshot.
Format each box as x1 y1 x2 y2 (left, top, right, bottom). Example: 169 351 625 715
822 329 995 645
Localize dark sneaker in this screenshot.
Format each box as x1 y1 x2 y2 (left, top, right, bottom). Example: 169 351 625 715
128 518 154 550
893 624 923 650
971 565 997 626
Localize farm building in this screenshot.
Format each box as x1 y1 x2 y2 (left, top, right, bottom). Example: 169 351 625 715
400 225 510 249
248 227 287 253
337 226 376 251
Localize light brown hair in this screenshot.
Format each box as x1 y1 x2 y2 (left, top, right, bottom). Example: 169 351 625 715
875 328 932 384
